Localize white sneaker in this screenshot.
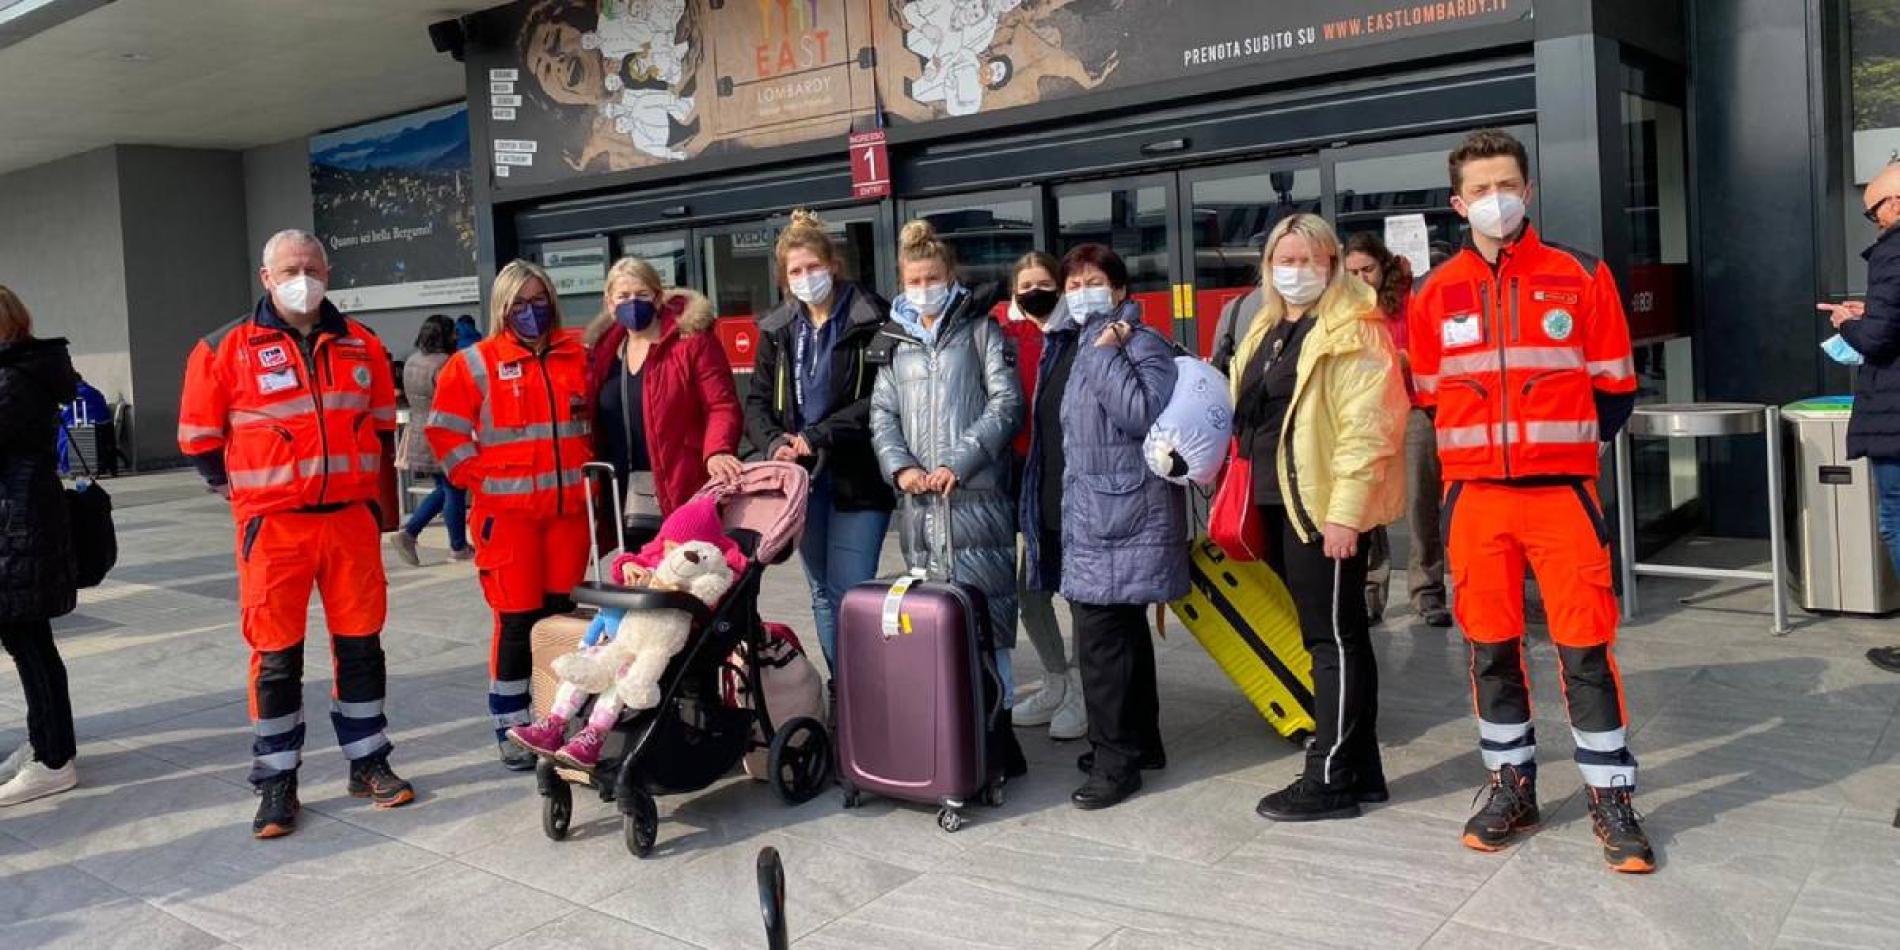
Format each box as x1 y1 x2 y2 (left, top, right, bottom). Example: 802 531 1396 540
1013 673 1068 728
0 759 77 807
1048 669 1087 741
0 745 29 784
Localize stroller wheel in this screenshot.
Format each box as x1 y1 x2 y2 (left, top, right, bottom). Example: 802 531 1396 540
542 781 573 841
624 790 658 858
768 717 833 806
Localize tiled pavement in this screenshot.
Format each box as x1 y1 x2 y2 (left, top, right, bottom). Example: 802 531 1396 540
1 470 1896 949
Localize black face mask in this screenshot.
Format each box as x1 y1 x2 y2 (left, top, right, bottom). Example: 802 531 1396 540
1015 288 1061 319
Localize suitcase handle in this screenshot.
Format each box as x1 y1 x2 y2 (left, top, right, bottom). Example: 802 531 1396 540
582 461 626 586
903 491 957 582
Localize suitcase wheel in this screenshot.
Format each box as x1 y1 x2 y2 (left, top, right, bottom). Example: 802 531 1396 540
936 806 965 833
767 717 833 806
980 782 1005 808
840 786 863 809
542 780 573 841
624 790 659 857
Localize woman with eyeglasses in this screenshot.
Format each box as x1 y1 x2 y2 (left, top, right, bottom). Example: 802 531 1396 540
426 260 596 771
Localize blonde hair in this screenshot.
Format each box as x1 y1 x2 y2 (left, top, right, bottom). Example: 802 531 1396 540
488 259 563 339
898 219 957 274
1250 213 1370 331
585 257 666 346
0 285 30 343
774 209 837 284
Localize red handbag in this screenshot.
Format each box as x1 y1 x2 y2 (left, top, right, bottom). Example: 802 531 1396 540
1208 441 1267 562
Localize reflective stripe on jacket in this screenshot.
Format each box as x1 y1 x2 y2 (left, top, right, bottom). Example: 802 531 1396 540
1407 225 1637 481
177 298 398 520
426 329 593 517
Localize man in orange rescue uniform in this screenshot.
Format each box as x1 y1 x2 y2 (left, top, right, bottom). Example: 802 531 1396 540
1409 131 1652 873
179 229 415 839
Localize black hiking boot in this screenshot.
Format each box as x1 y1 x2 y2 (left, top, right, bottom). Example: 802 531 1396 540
1462 763 1540 852
348 752 416 808
252 773 300 839
1588 784 1656 874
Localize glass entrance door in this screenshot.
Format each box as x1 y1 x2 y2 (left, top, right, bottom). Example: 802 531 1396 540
1178 161 1323 357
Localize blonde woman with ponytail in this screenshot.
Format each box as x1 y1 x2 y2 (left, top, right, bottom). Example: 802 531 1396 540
1225 212 1409 824
868 219 1029 777
743 209 895 668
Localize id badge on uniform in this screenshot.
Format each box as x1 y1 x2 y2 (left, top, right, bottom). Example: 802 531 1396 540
256 367 300 395
1442 314 1485 348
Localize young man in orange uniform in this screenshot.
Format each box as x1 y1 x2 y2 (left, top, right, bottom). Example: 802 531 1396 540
426 260 594 771
1408 130 1653 873
179 229 416 839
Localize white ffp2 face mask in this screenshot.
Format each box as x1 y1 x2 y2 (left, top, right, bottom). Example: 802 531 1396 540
1466 192 1527 240
274 275 326 315
789 268 832 306
1271 265 1328 306
904 282 951 315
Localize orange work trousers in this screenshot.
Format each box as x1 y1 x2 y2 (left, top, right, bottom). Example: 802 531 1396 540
1442 480 1618 648
471 509 590 739
234 502 389 783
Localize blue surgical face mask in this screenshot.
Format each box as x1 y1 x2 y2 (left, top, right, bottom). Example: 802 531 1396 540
1821 334 1864 366
615 297 657 332
509 300 554 340
1066 286 1116 320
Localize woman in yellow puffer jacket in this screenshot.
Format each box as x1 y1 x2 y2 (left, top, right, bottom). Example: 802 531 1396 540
1227 212 1409 825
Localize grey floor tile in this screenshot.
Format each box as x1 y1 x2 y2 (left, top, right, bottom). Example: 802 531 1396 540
797 875 1118 950
1216 805 1502 919
1019 774 1271 866
594 831 917 948
234 860 574 950
1773 817 1900 949
492 909 698 950
1086 927 1223 950
1453 831 1809 949
0 896 225 950
945 828 1404 948
1420 922 1574 950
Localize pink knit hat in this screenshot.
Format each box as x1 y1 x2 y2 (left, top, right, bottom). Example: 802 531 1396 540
612 495 748 581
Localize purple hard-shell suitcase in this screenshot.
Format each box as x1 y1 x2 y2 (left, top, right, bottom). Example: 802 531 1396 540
834 500 1001 832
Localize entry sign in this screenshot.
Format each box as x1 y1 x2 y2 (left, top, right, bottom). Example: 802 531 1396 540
850 130 891 200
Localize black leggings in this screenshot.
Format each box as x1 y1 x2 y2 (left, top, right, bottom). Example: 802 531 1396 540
1 619 74 769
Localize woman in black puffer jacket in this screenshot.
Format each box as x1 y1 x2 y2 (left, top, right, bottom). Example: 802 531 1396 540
0 285 81 806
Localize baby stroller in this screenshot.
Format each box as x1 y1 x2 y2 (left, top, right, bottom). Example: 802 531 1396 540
536 460 832 857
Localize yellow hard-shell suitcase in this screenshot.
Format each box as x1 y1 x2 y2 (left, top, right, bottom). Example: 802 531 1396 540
1169 536 1317 743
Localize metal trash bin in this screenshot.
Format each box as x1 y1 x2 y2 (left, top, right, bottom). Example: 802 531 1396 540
1782 397 1900 614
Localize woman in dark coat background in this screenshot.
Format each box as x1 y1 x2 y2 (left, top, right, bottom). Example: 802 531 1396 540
0 285 81 806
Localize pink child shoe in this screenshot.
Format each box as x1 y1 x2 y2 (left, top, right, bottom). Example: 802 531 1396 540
507 717 567 755
553 726 607 770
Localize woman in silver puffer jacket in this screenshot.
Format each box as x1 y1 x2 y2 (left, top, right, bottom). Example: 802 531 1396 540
869 221 1026 711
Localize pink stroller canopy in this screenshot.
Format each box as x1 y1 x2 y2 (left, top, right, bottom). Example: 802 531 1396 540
692 462 810 565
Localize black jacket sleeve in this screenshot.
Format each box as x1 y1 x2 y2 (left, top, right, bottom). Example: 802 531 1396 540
1843 242 1900 364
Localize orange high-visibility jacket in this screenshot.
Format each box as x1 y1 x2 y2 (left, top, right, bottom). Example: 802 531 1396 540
425 329 593 518
178 299 398 520
1407 225 1637 481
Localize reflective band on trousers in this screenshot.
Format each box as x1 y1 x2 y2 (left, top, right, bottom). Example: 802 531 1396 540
340 733 390 760
1438 347 1586 377
1439 420 1599 449
481 468 585 496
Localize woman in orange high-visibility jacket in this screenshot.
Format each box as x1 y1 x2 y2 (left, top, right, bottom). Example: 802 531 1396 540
427 260 594 771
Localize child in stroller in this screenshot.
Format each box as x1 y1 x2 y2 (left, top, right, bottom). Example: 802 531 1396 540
506 494 748 769
525 461 833 857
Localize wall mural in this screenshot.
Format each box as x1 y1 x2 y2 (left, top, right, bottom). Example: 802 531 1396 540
480 0 1525 190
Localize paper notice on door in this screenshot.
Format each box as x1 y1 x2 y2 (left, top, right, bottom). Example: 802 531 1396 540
1384 213 1432 277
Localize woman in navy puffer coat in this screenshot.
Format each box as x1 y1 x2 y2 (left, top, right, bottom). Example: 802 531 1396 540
1053 245 1187 812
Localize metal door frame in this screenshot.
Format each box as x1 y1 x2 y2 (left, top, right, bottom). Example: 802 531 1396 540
1049 172 1187 343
